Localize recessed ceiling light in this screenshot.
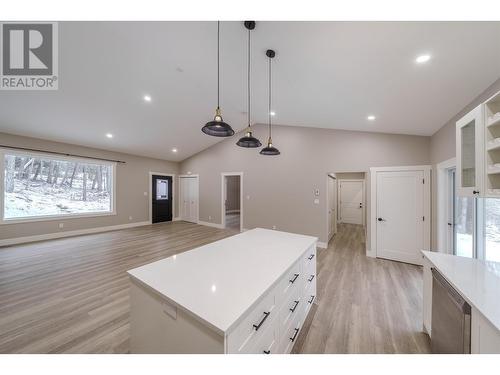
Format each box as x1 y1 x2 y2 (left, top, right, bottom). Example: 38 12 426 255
143 95 152 102
415 54 431 64
172 148 178 153
367 115 376 121
106 133 113 138
270 111 276 116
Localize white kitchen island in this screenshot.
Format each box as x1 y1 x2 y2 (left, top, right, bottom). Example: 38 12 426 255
128 228 318 354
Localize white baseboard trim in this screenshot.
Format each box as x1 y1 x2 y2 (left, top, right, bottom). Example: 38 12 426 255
0 221 151 247
317 241 328 249
197 220 224 229
173 217 182 221
366 248 376 258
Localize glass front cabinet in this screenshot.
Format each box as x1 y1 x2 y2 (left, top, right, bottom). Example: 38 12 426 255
456 105 484 197
456 91 500 198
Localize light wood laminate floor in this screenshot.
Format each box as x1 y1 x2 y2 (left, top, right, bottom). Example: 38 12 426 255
0 222 430 353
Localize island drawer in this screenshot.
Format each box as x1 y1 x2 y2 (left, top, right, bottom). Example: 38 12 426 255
277 288 302 335
302 246 317 274
251 320 280 354
274 259 301 306
226 287 277 353
279 307 303 354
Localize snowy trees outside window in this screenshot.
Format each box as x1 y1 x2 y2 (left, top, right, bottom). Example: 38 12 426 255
3 153 113 220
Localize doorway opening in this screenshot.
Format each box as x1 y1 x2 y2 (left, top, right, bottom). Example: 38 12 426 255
337 173 366 226
326 173 338 243
149 173 174 224
221 172 243 231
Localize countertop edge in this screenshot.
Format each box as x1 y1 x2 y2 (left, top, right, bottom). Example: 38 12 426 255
128 232 318 336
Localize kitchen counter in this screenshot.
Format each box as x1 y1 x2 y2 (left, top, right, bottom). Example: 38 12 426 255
128 228 318 353
422 251 500 332
422 251 500 353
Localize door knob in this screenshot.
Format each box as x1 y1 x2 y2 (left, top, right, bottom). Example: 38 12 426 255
377 218 385 222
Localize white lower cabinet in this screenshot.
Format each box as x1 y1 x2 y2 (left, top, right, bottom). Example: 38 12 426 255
227 245 317 354
471 307 500 354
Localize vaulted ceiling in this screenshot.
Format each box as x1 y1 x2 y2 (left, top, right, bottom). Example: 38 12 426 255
1 21 499 161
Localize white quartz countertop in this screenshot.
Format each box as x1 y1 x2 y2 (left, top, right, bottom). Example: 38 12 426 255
128 228 317 335
422 251 500 331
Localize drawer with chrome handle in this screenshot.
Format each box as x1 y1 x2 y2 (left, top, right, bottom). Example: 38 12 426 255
289 300 300 313
307 295 315 304
307 275 315 282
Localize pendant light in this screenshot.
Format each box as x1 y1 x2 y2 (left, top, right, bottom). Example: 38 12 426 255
202 21 235 137
237 21 262 148
260 49 280 156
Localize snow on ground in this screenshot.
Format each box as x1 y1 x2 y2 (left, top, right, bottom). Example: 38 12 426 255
5 179 111 219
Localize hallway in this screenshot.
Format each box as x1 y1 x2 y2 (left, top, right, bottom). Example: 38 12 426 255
292 224 431 353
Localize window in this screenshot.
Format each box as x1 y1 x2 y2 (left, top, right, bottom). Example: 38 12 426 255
482 198 500 263
2 151 115 222
454 196 475 258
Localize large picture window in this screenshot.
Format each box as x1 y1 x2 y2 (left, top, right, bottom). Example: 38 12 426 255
2 151 115 222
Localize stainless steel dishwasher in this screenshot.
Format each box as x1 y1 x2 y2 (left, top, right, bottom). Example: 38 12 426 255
431 268 471 353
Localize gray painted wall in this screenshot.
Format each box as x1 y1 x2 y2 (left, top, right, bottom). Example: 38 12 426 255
0 132 179 241
429 78 500 250
180 124 431 244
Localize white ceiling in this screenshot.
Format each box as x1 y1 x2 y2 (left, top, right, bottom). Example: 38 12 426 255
1 21 499 161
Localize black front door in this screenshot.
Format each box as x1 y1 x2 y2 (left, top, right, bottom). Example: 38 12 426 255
152 175 172 223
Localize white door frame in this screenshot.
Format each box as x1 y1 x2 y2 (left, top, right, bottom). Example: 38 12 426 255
179 174 199 223
436 158 456 253
338 179 365 225
221 172 243 232
148 172 176 224
368 165 431 259
326 173 338 243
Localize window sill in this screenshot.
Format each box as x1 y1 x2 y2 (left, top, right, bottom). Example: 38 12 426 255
0 211 117 225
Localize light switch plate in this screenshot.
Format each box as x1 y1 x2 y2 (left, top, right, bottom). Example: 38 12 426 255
314 198 320 204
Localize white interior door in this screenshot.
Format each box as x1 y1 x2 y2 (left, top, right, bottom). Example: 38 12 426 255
180 177 198 223
339 180 364 225
328 176 337 240
376 170 424 265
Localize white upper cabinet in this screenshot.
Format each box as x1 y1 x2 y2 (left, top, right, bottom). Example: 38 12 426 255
483 91 500 197
456 105 484 197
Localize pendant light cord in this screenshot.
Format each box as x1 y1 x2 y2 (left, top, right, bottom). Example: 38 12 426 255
268 56 272 139
217 21 220 109
247 28 251 127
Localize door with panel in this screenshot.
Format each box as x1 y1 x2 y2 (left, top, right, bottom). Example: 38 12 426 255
180 176 199 223
339 180 364 225
376 170 426 265
151 175 173 223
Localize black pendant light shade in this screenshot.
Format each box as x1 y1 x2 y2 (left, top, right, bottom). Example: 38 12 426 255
202 107 235 137
260 49 280 156
202 21 234 137
236 128 262 148
237 21 261 148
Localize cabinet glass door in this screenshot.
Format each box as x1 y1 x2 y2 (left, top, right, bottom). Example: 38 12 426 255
456 105 483 196
460 120 476 188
